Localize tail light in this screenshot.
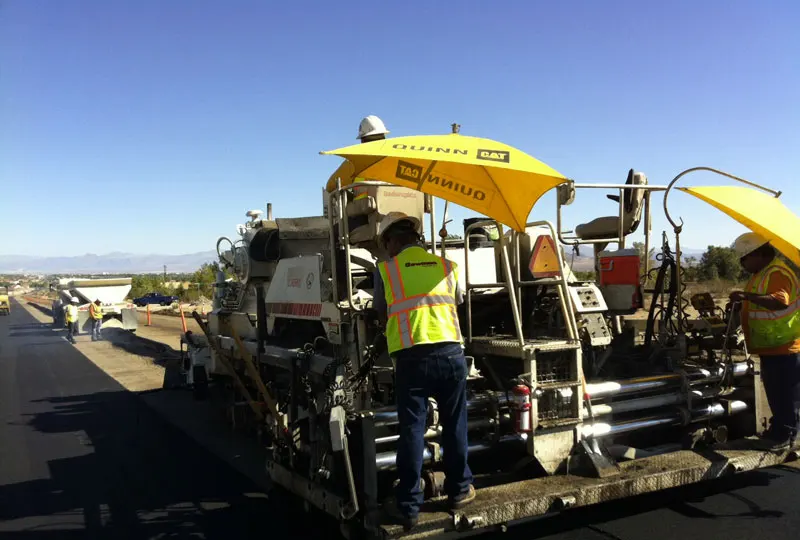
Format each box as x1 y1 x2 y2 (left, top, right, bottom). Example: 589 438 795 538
511 384 532 433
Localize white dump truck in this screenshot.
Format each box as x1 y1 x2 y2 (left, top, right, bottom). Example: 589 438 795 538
51 277 138 332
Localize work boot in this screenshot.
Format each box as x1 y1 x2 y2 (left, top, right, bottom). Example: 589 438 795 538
757 433 791 452
449 485 476 510
383 497 418 531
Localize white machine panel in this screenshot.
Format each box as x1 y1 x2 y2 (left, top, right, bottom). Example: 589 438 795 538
266 255 323 319
568 283 608 314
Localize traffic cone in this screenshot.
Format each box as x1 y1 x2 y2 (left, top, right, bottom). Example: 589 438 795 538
179 303 187 333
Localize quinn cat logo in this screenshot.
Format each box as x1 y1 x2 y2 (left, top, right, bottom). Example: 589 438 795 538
396 160 424 182
476 149 510 163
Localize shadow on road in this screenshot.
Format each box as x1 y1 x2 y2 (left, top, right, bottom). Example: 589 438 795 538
102 329 186 389
499 467 785 540
0 388 330 539
7 322 65 339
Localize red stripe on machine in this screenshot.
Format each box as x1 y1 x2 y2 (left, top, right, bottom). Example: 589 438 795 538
266 302 322 317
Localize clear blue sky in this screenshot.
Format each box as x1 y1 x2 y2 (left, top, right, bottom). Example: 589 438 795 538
2 0 798 257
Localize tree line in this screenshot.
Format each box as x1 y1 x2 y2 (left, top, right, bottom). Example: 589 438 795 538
128 263 222 303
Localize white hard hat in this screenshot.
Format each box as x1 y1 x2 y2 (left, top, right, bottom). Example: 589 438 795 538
733 232 770 258
377 212 421 248
357 115 389 140
70 297 79 303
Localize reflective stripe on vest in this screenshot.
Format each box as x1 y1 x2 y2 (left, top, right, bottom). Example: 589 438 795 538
745 258 800 350
65 305 78 323
353 177 368 200
378 246 462 354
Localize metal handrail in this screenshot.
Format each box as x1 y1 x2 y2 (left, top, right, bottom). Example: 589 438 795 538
661 166 780 331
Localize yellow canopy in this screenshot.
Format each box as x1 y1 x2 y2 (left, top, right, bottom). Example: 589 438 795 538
325 160 356 193
321 133 567 231
680 185 800 267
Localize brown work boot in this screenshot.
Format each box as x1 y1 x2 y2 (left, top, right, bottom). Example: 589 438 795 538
449 485 476 510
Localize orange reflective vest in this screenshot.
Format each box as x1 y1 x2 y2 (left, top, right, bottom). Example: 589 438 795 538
89 303 103 320
377 246 462 354
745 258 800 351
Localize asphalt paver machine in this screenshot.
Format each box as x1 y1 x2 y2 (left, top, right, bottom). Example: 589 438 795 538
181 162 798 540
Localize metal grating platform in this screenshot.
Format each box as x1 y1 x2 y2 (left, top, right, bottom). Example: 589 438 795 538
377 441 800 539
469 335 580 358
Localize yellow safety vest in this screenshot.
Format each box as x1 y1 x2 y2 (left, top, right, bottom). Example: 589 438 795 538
353 177 369 200
89 303 103 320
745 258 800 351
378 246 463 354
65 304 78 323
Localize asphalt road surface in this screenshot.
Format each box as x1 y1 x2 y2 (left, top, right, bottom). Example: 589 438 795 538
2 298 800 540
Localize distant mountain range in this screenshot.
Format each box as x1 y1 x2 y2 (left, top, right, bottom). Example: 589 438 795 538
0 251 217 274
0 246 707 275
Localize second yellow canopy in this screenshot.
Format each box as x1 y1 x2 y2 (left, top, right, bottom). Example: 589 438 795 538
680 185 800 268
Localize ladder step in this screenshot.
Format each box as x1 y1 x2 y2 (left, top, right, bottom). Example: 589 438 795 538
470 336 580 357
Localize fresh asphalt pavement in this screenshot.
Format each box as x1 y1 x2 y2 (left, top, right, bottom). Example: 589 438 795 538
1 298 799 540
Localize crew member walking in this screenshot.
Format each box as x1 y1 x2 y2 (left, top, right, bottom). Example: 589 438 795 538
729 232 800 451
65 297 79 344
89 299 103 341
373 212 475 530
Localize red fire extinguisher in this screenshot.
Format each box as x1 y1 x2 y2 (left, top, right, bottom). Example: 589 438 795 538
511 384 532 433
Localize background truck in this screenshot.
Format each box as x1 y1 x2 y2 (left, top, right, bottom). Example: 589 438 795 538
51 277 138 332
133 292 179 307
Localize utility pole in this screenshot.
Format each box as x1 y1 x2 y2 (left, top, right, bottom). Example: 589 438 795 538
163 265 167 281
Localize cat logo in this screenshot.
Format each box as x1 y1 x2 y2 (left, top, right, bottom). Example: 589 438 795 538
476 149 510 163
396 160 424 182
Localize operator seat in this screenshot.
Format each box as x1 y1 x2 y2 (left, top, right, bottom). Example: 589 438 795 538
344 184 426 248
574 169 648 254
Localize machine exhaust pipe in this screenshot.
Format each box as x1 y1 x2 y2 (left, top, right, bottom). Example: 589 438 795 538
373 364 750 427
375 417 504 446
373 392 509 427
584 362 750 399
375 434 527 472
580 400 748 439
375 400 748 471
583 386 740 418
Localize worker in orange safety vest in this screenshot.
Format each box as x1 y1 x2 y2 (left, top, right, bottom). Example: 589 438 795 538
729 232 800 452
372 212 474 530
89 299 103 341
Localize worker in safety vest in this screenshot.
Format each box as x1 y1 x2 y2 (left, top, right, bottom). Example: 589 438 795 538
64 297 79 344
89 299 103 341
729 232 800 452
352 115 389 202
372 212 474 529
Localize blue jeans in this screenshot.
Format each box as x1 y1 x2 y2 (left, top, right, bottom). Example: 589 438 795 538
91 319 102 340
760 353 800 441
394 342 473 518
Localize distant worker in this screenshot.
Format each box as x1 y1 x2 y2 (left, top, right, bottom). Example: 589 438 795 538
352 115 389 202
52 297 64 328
372 212 474 530
729 232 800 452
65 297 79 344
89 299 103 341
